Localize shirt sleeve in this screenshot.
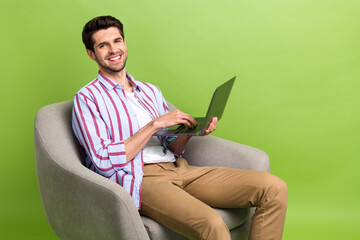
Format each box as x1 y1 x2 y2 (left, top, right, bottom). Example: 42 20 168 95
72 92 127 176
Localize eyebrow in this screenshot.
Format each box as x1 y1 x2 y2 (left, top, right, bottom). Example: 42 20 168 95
96 37 123 48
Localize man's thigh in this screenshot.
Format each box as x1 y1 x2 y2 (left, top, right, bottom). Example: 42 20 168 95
182 165 280 209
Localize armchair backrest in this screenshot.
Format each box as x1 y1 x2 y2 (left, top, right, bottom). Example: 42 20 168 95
35 100 85 170
34 100 154 239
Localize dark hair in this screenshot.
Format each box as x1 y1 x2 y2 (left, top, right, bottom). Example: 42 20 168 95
82 15 124 52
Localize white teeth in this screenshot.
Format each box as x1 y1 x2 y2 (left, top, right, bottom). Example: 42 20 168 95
109 56 120 61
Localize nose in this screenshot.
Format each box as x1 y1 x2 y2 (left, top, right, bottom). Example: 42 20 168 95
109 43 117 54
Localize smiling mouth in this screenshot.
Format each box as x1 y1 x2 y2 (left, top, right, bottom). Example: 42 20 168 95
108 54 122 62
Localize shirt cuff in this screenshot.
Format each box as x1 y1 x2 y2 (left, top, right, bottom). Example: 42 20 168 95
107 142 128 168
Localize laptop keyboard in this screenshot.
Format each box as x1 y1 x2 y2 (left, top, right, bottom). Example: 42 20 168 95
175 117 204 134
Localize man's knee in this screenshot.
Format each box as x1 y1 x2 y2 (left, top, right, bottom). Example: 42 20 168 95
262 173 287 208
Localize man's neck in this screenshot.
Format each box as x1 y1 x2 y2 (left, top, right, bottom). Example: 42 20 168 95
100 68 133 92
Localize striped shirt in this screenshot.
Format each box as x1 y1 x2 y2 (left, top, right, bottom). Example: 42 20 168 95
72 71 175 209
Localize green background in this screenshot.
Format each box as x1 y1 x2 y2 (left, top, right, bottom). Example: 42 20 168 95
1 0 359 239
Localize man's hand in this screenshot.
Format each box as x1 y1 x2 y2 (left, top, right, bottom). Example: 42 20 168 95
167 116 218 155
153 109 197 130
201 117 218 136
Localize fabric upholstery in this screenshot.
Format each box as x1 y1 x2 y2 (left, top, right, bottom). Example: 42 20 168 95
34 100 270 239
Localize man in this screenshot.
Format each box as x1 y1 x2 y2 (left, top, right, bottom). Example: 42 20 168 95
72 15 287 240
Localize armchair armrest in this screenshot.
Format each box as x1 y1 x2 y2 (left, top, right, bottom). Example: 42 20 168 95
183 135 270 173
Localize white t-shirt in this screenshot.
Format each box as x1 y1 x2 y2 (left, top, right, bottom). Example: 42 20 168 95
125 91 176 164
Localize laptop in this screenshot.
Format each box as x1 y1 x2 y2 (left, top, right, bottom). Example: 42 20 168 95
154 76 236 136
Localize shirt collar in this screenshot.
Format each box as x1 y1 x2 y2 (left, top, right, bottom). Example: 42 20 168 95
97 71 140 92
126 72 141 92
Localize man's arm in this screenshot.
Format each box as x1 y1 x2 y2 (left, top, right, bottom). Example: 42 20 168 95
124 109 197 162
125 111 218 161
73 93 129 173
167 136 192 156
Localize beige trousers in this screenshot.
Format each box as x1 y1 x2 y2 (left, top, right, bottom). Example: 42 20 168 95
140 158 287 240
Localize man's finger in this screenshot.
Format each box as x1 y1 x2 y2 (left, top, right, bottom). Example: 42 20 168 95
181 113 196 127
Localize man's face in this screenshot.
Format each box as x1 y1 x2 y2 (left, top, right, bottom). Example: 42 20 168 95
87 27 128 74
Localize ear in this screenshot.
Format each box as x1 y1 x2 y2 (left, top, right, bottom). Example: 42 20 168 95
86 49 96 61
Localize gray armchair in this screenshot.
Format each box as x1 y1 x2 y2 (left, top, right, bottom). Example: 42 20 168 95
34 100 270 240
